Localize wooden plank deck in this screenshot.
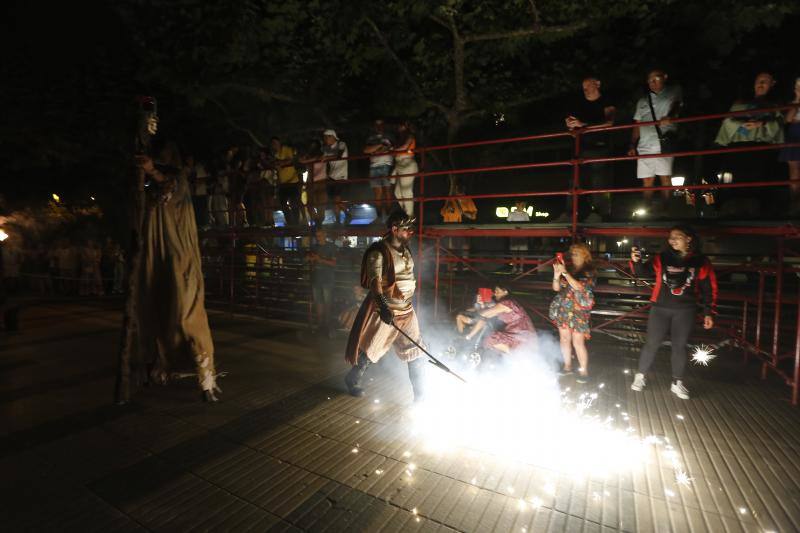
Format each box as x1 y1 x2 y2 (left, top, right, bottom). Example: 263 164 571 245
1 301 798 532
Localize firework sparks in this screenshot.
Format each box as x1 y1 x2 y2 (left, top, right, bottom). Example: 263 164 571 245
675 470 693 486
408 355 689 502
691 344 717 366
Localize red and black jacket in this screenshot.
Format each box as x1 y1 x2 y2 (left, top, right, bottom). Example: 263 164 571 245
629 249 717 316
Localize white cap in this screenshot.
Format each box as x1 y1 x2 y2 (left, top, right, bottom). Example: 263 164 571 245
322 129 338 140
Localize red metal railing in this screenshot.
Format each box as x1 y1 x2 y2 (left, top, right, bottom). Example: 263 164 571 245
203 104 800 403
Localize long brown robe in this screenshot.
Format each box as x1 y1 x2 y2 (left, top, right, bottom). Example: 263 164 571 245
116 169 216 401
345 240 421 365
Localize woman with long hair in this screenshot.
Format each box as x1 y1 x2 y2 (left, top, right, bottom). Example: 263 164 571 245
464 284 537 354
549 243 596 383
629 225 717 399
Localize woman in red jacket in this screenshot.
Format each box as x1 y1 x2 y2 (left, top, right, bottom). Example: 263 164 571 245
629 225 717 399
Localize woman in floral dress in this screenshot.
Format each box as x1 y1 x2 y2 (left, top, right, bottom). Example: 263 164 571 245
550 243 596 382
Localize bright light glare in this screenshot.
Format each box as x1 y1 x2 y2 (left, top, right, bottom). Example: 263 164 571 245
52 193 60 202
410 358 660 480
632 208 647 217
0 229 8 242
496 207 510 218
302 170 309 183
671 176 685 187
691 345 716 366
675 470 693 486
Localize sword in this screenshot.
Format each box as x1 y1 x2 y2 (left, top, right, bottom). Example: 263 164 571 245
390 321 467 384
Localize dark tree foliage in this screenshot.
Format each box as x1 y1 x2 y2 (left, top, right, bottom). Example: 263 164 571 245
1 0 798 201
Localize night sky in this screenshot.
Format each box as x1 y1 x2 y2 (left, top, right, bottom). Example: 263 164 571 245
2 0 798 213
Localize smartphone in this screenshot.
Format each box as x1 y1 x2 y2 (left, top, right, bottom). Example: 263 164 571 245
556 252 564 264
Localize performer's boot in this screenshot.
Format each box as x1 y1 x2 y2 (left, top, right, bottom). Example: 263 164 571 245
202 383 223 403
345 352 370 397
408 357 427 403
203 389 220 403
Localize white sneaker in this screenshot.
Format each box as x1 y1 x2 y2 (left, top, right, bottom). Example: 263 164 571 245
670 380 690 400
631 373 646 391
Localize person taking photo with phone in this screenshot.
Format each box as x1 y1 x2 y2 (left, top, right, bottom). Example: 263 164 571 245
549 244 596 382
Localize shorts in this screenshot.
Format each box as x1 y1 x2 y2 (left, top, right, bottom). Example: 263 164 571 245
369 164 393 188
312 283 332 306
326 179 345 198
637 156 674 179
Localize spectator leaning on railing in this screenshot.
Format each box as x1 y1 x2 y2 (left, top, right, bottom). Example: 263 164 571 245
223 146 248 227
271 136 301 226
391 120 418 217
322 129 349 225
715 72 784 147
779 77 800 212
564 75 616 221
714 72 784 216
244 153 270 228
256 147 277 227
302 139 328 226
364 119 394 223
208 171 229 228
628 69 683 210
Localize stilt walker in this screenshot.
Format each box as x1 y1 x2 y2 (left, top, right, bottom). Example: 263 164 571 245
115 98 220 403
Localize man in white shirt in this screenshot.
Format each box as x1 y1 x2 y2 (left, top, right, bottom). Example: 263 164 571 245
628 69 683 206
322 129 348 224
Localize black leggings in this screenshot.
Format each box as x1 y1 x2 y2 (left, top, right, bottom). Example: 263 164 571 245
637 306 696 380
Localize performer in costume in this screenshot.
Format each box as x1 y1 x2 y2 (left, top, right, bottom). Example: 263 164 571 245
344 211 425 401
116 131 220 403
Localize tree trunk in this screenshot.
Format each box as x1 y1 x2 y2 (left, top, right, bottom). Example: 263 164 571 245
446 113 462 195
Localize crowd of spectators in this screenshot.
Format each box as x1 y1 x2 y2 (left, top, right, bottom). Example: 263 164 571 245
0 236 126 299
182 118 419 232
176 69 799 235
567 69 798 220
